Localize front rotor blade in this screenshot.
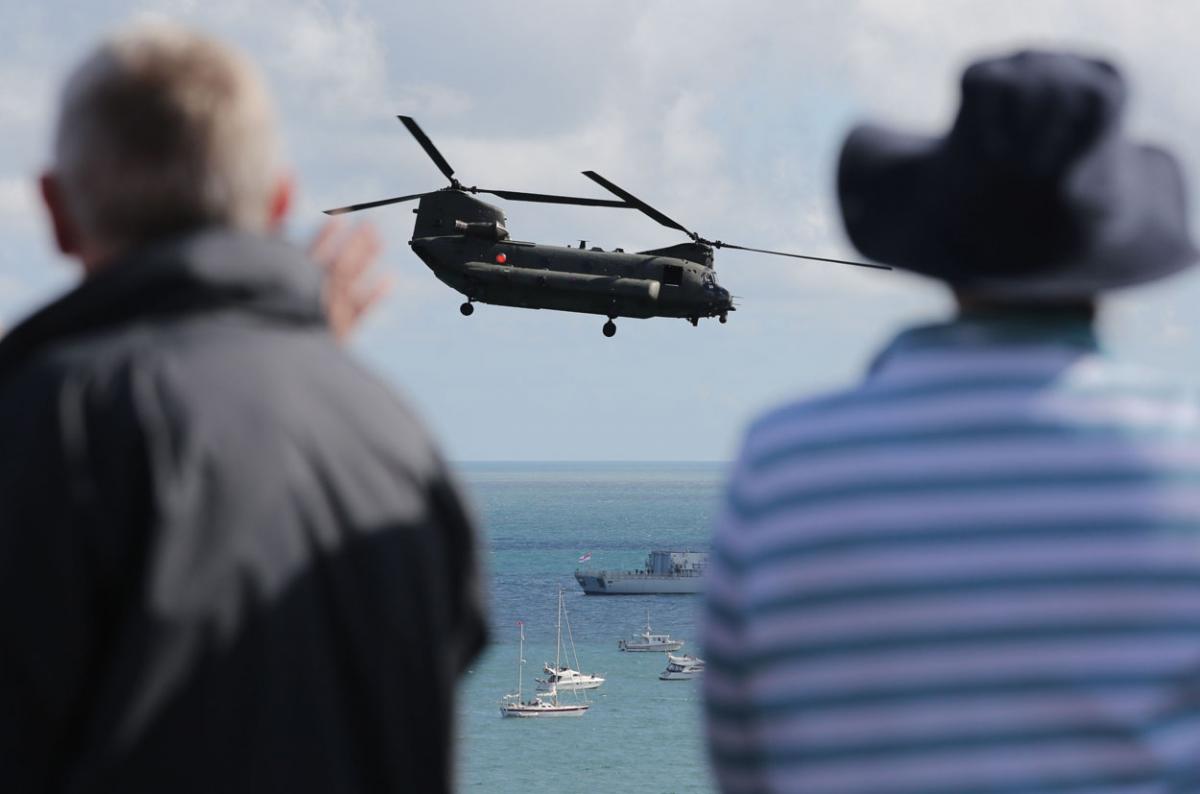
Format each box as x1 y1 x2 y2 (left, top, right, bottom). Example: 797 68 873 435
581 171 692 234
479 188 629 208
398 116 456 183
323 192 429 216
717 242 891 270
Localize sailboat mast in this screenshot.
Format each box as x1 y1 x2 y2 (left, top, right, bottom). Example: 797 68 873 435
555 588 563 673
564 592 581 673
517 621 524 699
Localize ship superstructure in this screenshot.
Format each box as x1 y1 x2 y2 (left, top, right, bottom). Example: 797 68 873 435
575 550 707 595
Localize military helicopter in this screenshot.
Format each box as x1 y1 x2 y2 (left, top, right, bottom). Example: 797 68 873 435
325 116 888 337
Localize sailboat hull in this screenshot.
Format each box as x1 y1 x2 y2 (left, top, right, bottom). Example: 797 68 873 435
500 704 589 718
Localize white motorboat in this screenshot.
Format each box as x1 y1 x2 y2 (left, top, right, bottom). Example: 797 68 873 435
659 653 705 680
540 663 605 691
536 588 605 692
618 609 684 652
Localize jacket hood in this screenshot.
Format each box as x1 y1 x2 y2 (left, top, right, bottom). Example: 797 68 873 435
0 229 327 381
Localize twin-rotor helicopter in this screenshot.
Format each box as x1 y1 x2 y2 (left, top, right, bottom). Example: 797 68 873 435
325 116 888 337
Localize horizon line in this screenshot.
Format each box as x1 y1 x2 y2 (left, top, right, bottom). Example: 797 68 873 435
451 459 731 465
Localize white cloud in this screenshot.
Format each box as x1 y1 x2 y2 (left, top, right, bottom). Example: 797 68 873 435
392 83 473 120
274 5 389 120
0 177 42 236
0 67 54 131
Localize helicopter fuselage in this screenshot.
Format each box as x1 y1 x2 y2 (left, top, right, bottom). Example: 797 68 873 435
407 189 732 323
411 236 732 320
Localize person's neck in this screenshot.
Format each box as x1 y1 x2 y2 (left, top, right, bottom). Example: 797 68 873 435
79 239 127 277
954 293 1097 324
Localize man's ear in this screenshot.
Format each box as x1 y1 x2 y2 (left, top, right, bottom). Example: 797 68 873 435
266 172 293 232
40 172 81 257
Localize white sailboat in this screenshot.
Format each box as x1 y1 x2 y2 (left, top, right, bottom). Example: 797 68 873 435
618 608 685 652
500 614 589 718
538 588 605 692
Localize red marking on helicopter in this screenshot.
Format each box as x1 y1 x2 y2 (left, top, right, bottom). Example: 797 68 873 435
496 253 507 264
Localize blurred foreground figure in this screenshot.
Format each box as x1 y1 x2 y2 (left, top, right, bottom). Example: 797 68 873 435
0 24 485 793
705 51 1200 793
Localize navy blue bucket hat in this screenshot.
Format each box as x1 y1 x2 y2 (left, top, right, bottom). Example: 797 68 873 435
838 50 1197 297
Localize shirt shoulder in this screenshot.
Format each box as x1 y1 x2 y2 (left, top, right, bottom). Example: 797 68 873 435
741 387 866 464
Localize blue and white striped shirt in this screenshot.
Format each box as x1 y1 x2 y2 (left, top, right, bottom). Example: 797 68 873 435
704 314 1200 793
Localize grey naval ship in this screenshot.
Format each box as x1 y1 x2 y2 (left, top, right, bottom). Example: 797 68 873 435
575 550 707 595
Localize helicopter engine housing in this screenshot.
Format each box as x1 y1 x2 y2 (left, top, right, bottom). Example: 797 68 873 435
454 219 509 241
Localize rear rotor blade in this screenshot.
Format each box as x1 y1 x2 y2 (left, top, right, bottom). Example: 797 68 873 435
581 171 693 235
478 188 629 208
716 242 890 270
398 115 456 183
583 167 890 271
323 192 430 216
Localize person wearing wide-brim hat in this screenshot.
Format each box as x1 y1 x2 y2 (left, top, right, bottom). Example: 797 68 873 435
704 51 1200 794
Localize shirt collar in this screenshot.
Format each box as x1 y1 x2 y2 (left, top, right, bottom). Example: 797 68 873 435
867 310 1101 381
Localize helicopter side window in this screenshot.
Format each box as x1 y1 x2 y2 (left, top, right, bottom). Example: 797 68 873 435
662 264 683 287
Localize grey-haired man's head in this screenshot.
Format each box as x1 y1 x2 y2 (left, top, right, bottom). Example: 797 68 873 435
43 23 291 272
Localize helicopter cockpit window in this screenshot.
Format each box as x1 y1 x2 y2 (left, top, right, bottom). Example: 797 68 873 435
662 264 683 287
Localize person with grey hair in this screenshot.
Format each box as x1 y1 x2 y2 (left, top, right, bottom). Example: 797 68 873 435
0 23 485 793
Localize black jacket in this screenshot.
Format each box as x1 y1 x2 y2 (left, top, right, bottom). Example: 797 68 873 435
0 230 486 793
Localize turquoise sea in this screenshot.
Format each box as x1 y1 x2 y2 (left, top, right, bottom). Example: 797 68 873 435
455 462 727 793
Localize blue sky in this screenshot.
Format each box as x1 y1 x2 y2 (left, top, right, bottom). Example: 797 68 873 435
5 1 1200 460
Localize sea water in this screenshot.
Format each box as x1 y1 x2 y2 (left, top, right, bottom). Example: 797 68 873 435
455 462 726 793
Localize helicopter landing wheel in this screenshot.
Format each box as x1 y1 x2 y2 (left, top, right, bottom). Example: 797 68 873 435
689 317 699 327
602 319 617 338
460 302 474 316
719 313 727 324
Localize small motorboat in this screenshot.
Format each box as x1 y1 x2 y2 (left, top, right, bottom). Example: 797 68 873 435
538 663 605 691
659 653 705 680
618 609 684 652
